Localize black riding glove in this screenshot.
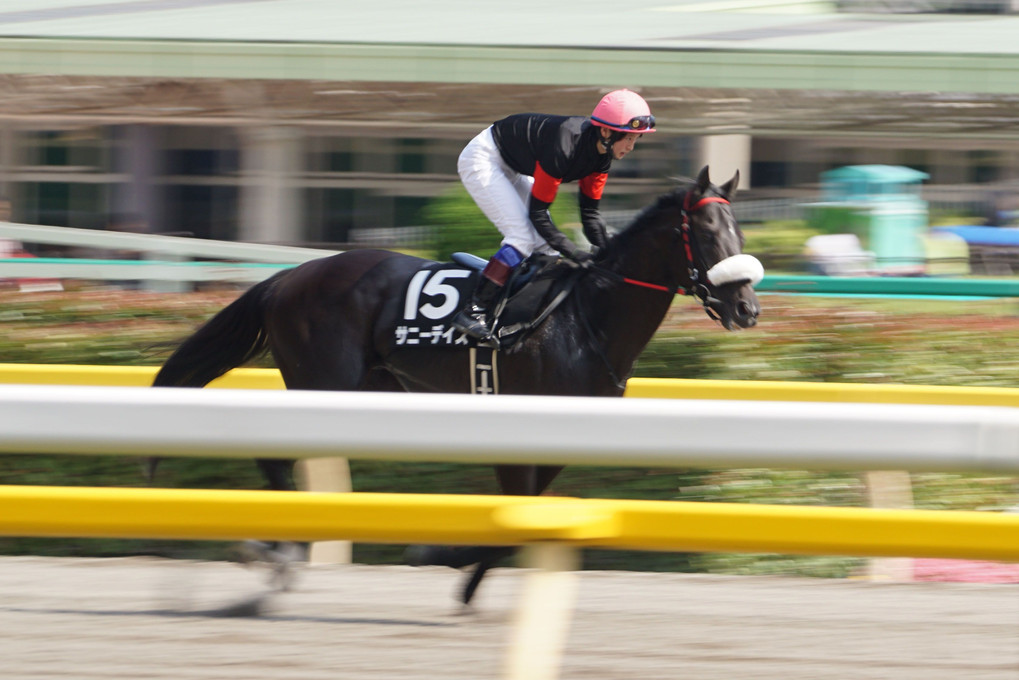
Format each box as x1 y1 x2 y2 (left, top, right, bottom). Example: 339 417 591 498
568 250 595 269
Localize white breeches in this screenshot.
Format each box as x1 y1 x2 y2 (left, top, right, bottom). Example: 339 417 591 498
457 126 559 257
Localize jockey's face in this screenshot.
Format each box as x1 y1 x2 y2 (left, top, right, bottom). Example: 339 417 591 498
599 128 641 160
612 133 641 160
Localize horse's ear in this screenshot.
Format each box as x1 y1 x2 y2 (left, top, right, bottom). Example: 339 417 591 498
719 170 740 199
696 165 711 193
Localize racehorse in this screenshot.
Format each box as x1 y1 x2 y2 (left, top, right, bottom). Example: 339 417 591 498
151 165 762 604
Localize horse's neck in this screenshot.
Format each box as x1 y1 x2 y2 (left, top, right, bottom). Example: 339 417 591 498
608 203 687 298
574 229 682 380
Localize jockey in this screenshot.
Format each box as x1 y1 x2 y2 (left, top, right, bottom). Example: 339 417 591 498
451 89 656 341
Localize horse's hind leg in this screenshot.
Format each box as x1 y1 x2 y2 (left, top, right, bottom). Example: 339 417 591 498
253 337 398 587
234 458 305 589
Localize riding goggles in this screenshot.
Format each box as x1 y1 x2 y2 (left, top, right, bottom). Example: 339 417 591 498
592 114 656 132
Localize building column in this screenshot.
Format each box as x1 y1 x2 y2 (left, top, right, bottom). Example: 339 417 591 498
0 123 17 208
239 126 304 244
698 135 752 190
112 125 164 232
108 125 181 292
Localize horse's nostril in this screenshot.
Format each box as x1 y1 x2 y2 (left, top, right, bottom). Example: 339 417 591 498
734 301 759 328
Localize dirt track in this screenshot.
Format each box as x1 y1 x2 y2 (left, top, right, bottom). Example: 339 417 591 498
1 556 1017 679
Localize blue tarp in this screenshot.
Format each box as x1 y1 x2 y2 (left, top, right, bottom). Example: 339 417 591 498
931 225 1019 247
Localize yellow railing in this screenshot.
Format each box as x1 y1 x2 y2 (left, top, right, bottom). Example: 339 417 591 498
0 363 284 389
624 376 1019 406
4 364 1017 680
3 485 1017 562
4 363 1019 407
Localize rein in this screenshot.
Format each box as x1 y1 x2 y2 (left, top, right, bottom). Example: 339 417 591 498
600 192 731 299
578 191 733 389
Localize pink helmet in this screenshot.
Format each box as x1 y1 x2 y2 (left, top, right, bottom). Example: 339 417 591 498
590 89 656 133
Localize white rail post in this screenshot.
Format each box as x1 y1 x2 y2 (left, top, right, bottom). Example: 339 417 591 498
864 470 916 581
504 543 580 680
296 458 353 564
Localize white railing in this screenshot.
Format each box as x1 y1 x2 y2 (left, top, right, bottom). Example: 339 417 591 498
0 222 337 263
1 384 1018 473
4 382 1016 680
0 221 341 286
0 258 293 283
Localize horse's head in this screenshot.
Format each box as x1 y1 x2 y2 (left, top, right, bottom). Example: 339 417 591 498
677 166 762 330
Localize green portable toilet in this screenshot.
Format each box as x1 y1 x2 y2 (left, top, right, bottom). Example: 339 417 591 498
808 165 930 274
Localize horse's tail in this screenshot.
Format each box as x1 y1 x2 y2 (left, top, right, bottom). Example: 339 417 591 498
152 271 282 389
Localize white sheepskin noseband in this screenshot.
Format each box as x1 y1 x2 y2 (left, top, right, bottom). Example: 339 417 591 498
706 254 764 287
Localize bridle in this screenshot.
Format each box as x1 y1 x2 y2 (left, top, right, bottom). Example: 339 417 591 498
578 189 737 388
606 190 734 320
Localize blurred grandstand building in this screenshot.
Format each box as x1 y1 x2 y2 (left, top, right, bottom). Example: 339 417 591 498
0 0 1017 248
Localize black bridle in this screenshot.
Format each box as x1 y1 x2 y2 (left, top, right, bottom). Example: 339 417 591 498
595 191 733 320
578 190 735 388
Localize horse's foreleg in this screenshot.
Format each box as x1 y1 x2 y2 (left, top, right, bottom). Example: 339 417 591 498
495 464 564 496
408 465 568 604
534 465 565 495
256 458 297 491
461 547 515 605
455 464 567 605
405 545 515 605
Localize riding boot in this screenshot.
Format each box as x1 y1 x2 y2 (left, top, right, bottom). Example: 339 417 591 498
452 245 523 341
451 274 504 340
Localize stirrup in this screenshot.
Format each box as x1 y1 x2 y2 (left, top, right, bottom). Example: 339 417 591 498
451 308 492 340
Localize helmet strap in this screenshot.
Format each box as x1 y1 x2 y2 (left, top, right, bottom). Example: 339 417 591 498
599 129 623 155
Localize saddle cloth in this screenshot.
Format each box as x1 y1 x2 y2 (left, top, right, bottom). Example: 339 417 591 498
391 255 562 351
392 262 476 348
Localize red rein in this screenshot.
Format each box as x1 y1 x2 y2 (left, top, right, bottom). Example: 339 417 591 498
621 195 731 294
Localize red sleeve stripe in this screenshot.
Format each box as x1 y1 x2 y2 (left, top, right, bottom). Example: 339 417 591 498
532 162 562 204
579 172 607 200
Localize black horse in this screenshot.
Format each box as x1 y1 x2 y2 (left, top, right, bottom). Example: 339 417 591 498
152 166 762 603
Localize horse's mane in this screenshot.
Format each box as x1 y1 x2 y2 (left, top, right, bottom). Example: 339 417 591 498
601 178 695 257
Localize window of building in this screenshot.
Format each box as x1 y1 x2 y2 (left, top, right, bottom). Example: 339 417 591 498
167 148 239 176
968 150 999 184
164 185 238 241
899 150 930 176
16 180 108 241
750 161 787 188
306 136 354 173
305 187 356 245
21 129 109 171
397 139 428 174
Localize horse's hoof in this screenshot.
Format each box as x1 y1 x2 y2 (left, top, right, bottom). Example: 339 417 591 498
270 562 297 592
268 542 306 565
232 540 272 565
236 540 305 565
231 540 304 591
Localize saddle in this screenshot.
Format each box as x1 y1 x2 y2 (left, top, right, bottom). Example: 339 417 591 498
393 252 581 352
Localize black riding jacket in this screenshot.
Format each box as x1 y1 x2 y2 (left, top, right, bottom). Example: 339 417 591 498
491 113 612 256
